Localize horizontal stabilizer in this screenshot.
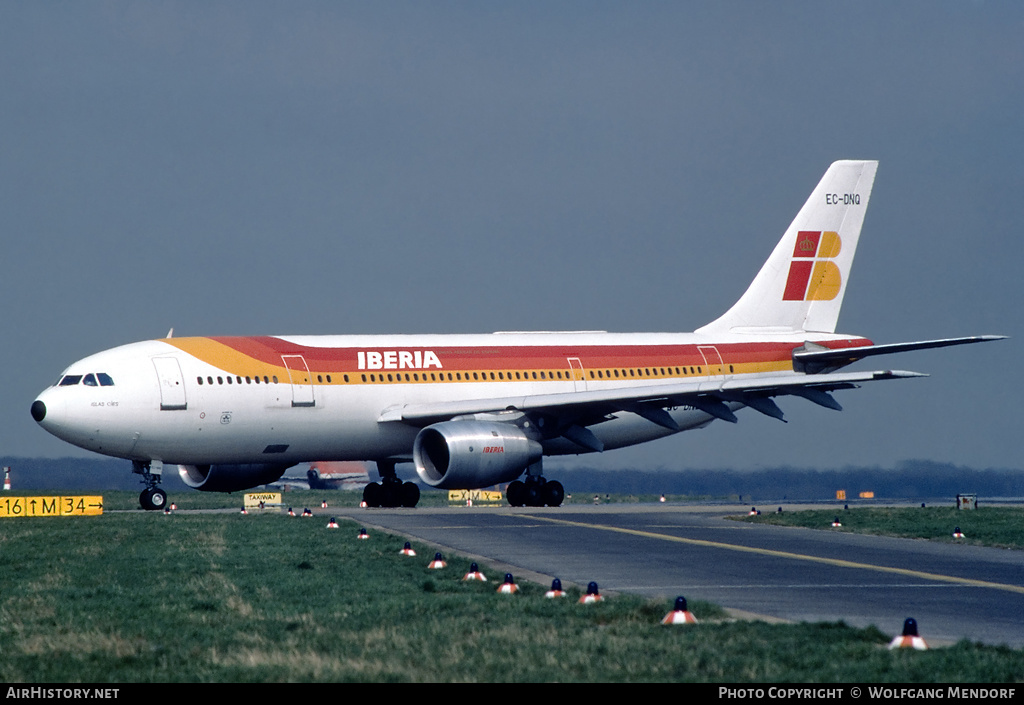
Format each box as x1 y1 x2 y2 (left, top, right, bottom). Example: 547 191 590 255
794 335 1006 374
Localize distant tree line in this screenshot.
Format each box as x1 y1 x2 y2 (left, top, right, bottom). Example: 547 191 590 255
551 460 1023 502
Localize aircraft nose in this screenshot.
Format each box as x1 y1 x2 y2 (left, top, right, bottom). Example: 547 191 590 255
31 388 65 433
31 388 76 444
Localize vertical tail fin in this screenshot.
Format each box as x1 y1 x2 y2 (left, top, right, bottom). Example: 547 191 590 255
697 160 878 335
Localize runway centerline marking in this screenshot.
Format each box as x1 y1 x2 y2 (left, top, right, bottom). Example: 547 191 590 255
521 514 1024 596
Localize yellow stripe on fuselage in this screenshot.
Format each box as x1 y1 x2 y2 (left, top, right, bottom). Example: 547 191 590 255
161 338 290 379
160 337 796 387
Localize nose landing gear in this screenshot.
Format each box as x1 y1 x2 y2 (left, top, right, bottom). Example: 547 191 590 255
133 460 168 511
140 486 168 511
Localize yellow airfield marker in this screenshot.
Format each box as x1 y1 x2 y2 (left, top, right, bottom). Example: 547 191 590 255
0 495 103 518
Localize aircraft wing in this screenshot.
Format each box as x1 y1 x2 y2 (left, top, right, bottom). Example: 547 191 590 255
377 368 926 449
379 335 1005 451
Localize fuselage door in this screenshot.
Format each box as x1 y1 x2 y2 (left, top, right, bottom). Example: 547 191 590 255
567 357 587 392
152 357 187 411
281 355 315 408
697 346 728 378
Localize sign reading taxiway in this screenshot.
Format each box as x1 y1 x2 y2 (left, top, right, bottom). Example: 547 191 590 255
0 496 103 518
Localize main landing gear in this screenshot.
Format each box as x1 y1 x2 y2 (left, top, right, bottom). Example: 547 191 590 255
133 460 168 511
506 461 564 507
362 460 420 508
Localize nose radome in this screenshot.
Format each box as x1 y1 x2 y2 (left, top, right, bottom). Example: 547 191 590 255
31 400 46 423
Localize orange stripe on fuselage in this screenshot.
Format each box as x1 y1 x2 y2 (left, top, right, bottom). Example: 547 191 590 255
160 336 872 385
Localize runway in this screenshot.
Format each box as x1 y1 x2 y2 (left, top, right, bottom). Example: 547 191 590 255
332 502 1024 648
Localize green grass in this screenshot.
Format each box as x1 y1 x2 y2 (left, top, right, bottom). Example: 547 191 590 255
739 506 1024 549
0 506 1021 682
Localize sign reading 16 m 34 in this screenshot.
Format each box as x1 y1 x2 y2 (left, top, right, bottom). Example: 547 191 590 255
0 496 103 518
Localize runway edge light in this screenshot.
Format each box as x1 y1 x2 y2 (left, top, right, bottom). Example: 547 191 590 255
579 581 604 604
462 562 487 581
888 618 928 650
545 578 565 598
662 596 698 625
497 573 519 594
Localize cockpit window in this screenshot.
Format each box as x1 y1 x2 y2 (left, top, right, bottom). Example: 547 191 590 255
57 373 114 387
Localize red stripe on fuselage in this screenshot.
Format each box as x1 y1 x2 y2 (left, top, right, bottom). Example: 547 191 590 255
200 336 872 373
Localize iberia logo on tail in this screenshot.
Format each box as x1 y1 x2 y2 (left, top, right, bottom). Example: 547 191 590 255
783 230 842 301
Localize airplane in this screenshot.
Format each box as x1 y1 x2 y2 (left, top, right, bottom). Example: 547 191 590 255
30 160 1004 510
280 461 372 491
304 461 372 491
265 461 371 492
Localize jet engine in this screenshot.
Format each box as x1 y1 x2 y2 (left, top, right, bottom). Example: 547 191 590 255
177 463 293 492
413 420 542 489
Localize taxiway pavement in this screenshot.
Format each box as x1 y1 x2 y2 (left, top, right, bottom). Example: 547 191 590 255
331 502 1024 648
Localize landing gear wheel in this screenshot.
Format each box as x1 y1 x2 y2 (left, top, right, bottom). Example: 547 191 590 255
507 477 564 507
380 480 399 507
362 482 382 507
542 480 564 507
524 482 542 507
370 461 420 508
140 487 167 511
150 488 167 510
364 479 420 508
506 480 525 507
400 482 420 508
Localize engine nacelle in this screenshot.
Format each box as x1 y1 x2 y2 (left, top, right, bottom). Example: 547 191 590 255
414 420 542 489
177 463 293 492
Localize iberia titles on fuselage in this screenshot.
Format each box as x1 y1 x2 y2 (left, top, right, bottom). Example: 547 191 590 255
357 349 443 370
30 160 1004 510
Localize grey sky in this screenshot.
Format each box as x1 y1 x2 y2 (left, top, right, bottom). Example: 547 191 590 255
2 2 1020 473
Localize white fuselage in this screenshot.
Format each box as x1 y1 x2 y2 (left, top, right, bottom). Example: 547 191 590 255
32 330 857 468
